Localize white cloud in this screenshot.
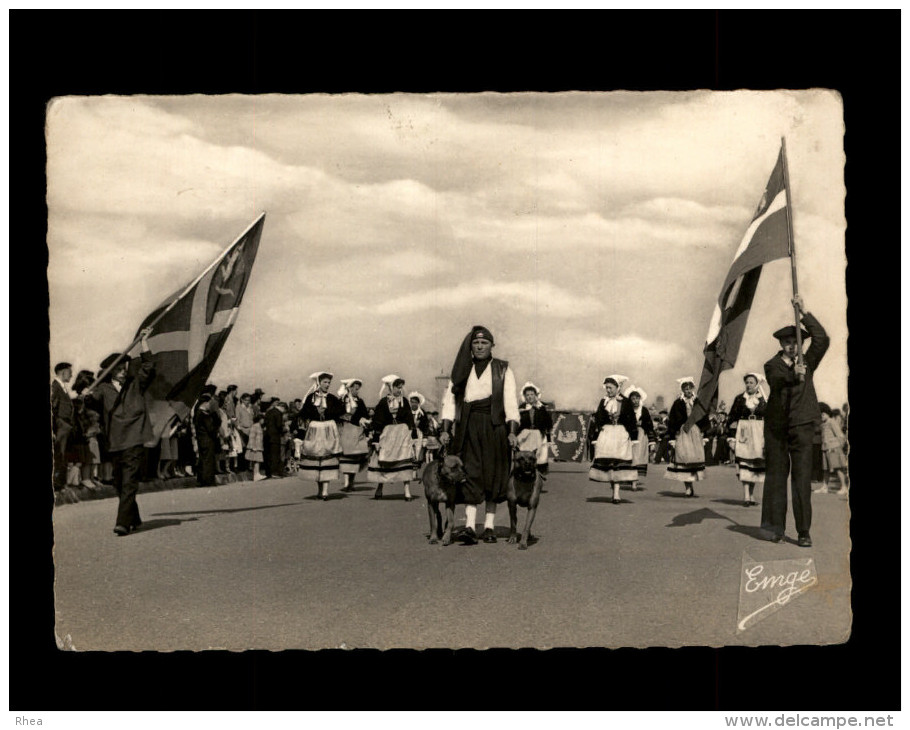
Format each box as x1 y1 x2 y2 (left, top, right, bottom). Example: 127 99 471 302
373 278 604 317
619 197 750 226
48 214 223 285
46 97 328 222
265 295 370 327
553 333 688 368
445 205 745 254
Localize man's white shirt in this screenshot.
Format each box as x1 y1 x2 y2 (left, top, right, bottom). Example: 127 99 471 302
441 363 519 423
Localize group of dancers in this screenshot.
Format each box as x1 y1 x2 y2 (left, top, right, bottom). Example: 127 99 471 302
587 373 769 505
277 371 555 503
277 367 774 510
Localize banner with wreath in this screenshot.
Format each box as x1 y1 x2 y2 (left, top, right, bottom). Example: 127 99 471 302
550 412 591 462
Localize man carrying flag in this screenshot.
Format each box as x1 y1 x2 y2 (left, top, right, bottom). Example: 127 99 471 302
762 295 829 547
85 214 265 528
97 328 156 536
686 141 830 546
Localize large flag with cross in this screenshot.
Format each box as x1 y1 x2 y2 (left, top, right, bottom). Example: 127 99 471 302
128 214 265 441
686 146 792 427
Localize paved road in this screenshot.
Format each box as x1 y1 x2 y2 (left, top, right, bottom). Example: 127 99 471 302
52 462 852 651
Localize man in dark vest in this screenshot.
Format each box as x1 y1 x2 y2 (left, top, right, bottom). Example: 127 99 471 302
440 325 520 544
761 295 830 547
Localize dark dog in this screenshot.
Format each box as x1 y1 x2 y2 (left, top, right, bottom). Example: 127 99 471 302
422 454 468 546
507 450 543 550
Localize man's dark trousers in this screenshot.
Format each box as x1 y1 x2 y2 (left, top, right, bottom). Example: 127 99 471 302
53 426 71 490
111 445 144 529
197 443 218 486
761 422 815 538
265 440 283 478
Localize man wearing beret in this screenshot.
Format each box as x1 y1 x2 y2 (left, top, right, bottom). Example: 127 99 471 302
440 325 520 544
193 390 222 487
51 362 74 490
97 328 156 536
263 397 286 479
761 295 830 547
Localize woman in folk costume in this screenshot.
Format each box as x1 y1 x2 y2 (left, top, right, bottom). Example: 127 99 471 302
516 382 553 477
588 375 639 504
622 384 656 491
726 372 768 506
298 372 346 500
368 375 417 501
665 376 711 497
408 391 430 467
337 378 371 492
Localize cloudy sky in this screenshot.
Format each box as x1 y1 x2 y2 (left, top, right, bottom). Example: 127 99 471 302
46 91 847 411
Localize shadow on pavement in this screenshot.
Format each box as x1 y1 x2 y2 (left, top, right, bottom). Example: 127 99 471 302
152 502 300 516
712 498 756 507
442 525 523 545
304 493 348 502
726 523 794 544
130 517 197 533
727 525 799 545
657 490 691 498
369 493 417 501
667 507 735 528
586 496 633 504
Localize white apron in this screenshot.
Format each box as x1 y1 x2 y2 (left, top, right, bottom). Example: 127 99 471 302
516 428 549 466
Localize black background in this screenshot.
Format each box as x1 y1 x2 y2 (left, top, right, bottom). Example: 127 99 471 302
13 10 896 711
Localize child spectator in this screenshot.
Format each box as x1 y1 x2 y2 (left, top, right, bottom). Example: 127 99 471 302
246 414 266 481
817 403 848 495
71 369 100 489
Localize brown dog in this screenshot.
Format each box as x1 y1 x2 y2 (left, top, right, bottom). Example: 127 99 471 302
507 450 543 550
422 454 468 546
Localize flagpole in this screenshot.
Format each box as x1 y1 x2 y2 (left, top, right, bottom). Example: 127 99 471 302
780 137 805 382
85 212 267 393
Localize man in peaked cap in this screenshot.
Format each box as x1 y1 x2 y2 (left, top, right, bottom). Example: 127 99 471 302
439 325 520 544
51 361 75 490
761 295 830 548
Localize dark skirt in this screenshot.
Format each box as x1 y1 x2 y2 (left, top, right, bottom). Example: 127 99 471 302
457 399 511 505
